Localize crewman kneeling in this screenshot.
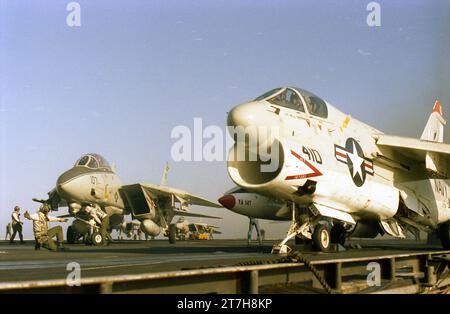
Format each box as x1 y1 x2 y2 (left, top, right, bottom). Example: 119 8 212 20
24 204 68 251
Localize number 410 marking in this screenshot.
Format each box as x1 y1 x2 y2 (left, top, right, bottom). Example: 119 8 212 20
302 146 322 164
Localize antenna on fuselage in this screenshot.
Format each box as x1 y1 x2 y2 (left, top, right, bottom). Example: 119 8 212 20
160 162 170 186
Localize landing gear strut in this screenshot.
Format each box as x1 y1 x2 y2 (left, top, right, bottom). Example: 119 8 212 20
271 203 313 254
271 203 348 254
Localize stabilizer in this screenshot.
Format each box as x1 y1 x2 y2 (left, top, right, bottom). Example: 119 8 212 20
421 100 446 143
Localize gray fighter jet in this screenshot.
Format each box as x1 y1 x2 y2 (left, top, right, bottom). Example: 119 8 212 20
34 155 222 245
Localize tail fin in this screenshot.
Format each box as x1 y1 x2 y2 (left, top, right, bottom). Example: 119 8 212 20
160 162 170 186
420 100 446 142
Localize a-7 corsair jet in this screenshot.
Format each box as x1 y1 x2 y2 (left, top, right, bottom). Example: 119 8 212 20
219 86 450 253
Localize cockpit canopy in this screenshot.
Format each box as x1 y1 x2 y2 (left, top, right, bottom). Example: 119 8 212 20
75 153 112 171
254 87 328 119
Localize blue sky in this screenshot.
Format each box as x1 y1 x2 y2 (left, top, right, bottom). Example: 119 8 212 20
1 0 449 238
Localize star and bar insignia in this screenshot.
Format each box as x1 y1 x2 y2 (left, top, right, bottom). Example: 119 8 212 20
335 138 374 187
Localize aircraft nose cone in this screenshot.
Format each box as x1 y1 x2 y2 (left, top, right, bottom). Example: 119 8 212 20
218 195 236 209
227 102 259 128
56 168 81 199
227 101 279 130
57 170 73 188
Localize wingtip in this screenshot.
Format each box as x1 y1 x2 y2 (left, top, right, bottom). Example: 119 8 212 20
432 100 443 116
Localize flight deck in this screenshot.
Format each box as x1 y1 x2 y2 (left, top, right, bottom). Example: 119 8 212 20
0 239 449 294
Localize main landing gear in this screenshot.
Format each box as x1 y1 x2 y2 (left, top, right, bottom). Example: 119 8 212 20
271 204 347 254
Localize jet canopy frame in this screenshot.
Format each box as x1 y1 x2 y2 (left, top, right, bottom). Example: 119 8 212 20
75 153 112 171
254 86 329 119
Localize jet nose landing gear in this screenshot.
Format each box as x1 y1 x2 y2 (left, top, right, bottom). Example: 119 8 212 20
271 203 348 254
91 231 104 246
271 204 314 254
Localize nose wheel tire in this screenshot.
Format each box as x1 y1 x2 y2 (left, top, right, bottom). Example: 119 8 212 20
91 231 104 246
168 224 176 244
312 224 331 252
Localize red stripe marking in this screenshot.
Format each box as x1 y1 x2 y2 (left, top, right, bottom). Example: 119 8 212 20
336 151 347 158
285 174 310 180
364 162 373 170
285 150 322 180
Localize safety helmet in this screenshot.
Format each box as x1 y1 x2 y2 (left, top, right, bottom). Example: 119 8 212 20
39 204 51 213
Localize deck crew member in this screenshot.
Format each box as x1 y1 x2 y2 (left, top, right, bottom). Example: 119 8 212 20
5 223 12 241
10 206 25 244
24 204 68 251
247 217 262 245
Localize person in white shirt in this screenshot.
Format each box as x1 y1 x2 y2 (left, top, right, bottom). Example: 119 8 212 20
10 206 25 244
24 204 68 251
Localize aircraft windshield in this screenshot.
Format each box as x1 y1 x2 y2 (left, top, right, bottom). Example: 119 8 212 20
255 87 328 119
294 87 328 118
75 153 112 170
77 155 89 166
267 88 305 112
254 88 282 101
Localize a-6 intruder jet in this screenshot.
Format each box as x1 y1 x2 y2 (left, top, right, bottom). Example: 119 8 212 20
35 156 222 245
219 86 450 253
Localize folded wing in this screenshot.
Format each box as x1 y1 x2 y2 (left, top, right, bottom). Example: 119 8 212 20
375 134 450 178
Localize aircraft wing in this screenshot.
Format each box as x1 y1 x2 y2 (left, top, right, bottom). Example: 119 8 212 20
172 210 222 219
140 184 223 208
375 134 450 177
181 194 223 208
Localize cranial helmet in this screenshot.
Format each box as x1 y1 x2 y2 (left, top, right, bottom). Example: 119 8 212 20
39 204 51 214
